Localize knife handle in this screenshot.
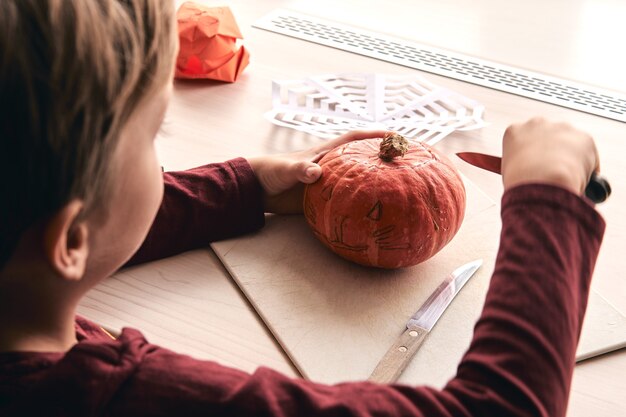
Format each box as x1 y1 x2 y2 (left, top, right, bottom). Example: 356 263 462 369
585 172 611 204
368 326 428 384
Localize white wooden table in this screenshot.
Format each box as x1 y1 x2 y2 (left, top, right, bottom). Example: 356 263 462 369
79 1 626 415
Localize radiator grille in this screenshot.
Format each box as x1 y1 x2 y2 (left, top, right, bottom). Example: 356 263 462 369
254 9 626 123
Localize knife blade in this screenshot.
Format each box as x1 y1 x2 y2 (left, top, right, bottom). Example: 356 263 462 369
456 152 611 203
368 259 482 384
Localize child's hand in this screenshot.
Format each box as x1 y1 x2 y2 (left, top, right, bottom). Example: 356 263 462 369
502 118 600 196
248 130 391 214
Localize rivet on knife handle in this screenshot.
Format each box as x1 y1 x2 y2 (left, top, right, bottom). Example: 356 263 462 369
368 326 428 384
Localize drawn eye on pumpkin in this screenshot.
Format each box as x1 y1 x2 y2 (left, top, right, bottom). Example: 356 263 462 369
366 200 382 221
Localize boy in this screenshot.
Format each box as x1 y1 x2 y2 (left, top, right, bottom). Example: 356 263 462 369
0 1 605 416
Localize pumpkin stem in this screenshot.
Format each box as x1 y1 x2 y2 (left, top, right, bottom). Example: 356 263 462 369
378 133 409 162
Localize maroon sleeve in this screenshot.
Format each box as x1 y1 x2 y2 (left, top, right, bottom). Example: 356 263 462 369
105 183 604 417
126 158 265 266
444 184 604 416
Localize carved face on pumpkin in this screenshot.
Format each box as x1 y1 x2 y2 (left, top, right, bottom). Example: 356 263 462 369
303 135 466 269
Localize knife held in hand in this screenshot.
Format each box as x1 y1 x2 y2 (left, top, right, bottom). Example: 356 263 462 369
368 259 482 384
456 152 611 203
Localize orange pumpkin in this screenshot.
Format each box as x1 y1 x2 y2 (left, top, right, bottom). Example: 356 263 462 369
303 133 466 269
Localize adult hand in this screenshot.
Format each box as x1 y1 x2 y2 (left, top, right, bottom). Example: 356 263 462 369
248 130 391 214
502 118 600 196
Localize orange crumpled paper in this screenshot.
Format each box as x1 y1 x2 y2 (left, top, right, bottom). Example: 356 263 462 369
175 2 250 82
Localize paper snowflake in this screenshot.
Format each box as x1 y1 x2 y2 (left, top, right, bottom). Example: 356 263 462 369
265 73 485 145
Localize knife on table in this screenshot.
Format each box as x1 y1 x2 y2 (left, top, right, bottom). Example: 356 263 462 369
456 152 611 204
368 259 482 384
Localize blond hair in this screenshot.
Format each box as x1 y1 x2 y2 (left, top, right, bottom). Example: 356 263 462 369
0 0 177 266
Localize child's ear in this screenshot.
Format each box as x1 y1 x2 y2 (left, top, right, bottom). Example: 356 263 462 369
43 200 89 282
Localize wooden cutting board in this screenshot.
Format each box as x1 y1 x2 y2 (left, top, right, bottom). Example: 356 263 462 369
212 179 626 386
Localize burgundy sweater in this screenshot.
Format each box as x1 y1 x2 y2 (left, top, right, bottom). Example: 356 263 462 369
0 158 605 417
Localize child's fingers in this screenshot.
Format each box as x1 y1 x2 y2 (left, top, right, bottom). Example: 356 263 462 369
294 161 322 184
283 161 322 184
310 130 392 161
338 129 393 143
501 118 601 195
592 141 601 173
330 130 392 148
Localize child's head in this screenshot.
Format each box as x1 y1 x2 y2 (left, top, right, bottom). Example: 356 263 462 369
0 1 177 291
